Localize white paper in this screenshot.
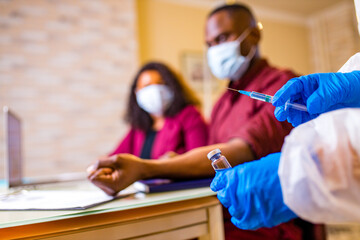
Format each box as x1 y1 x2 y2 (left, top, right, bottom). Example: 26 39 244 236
0 184 141 210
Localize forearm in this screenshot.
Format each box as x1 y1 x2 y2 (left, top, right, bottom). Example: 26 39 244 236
140 138 255 180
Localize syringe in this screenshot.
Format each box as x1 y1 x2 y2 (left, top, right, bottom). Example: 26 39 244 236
228 88 308 112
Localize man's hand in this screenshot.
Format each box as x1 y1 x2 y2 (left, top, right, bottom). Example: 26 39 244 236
87 154 146 196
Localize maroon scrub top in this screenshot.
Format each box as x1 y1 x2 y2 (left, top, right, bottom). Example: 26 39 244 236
210 59 303 240
209 59 294 159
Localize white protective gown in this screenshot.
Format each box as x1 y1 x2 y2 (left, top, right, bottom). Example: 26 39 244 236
278 47 360 223
278 107 360 223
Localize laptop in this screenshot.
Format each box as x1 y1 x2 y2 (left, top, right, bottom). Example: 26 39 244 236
2 106 87 189
3 106 22 188
1 107 137 210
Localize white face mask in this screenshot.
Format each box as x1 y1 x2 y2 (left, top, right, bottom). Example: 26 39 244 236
136 84 174 116
207 28 256 80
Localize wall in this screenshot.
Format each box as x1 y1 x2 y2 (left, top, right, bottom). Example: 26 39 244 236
136 0 312 118
136 0 209 70
0 0 333 179
259 19 311 75
137 0 312 75
308 1 360 72
0 0 139 179
137 0 218 118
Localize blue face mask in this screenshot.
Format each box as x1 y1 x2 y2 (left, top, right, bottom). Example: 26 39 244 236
207 28 256 80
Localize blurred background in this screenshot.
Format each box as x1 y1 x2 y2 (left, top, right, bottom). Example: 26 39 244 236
0 0 359 179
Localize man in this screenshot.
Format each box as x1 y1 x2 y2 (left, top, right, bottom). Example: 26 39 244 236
210 65 360 229
88 4 302 239
209 0 360 232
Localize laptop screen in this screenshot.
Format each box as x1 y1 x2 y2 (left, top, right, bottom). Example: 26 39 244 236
3 106 23 188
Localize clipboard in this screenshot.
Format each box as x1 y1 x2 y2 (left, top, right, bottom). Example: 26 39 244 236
134 178 213 193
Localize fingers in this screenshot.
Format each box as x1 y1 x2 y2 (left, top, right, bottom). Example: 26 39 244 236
306 90 330 114
91 179 117 196
231 216 262 230
88 168 119 196
275 104 316 127
288 110 312 127
210 171 226 192
89 177 116 196
88 154 144 197
230 217 244 229
274 106 288 121
92 167 113 176
96 155 118 168
272 79 304 107
86 164 96 175
274 106 302 126
228 204 244 219
87 167 113 183
287 108 304 127
87 155 118 177
211 171 231 208
216 189 232 208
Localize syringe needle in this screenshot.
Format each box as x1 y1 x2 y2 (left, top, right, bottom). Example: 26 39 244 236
227 88 240 92
227 88 308 112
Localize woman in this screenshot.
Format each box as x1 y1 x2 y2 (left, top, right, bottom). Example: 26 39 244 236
109 62 208 159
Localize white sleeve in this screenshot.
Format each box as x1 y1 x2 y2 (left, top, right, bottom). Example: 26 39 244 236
338 52 360 73
278 108 360 224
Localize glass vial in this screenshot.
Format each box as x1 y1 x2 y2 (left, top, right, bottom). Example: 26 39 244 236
207 148 232 171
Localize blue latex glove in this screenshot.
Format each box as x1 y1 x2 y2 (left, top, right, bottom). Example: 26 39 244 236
272 71 360 127
210 153 297 230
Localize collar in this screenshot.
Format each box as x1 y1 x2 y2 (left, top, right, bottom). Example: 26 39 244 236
228 58 268 90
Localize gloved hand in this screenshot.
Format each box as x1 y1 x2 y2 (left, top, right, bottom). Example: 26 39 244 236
272 71 360 127
210 153 297 230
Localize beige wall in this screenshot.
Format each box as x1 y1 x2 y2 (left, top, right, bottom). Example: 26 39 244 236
136 0 209 69
259 19 311 75
0 0 139 179
136 0 312 75
136 0 312 118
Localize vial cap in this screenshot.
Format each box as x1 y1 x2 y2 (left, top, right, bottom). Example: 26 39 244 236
207 148 221 160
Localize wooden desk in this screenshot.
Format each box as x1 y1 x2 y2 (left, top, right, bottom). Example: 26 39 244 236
0 181 224 240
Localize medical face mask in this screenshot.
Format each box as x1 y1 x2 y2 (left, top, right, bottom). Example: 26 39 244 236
207 28 256 80
136 84 174 116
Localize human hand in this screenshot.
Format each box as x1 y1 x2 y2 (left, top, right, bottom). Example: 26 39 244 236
210 153 297 230
87 154 146 196
272 71 360 127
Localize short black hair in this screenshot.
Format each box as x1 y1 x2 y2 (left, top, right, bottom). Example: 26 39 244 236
208 3 256 22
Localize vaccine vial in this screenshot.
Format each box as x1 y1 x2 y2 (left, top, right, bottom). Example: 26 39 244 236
207 148 232 171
